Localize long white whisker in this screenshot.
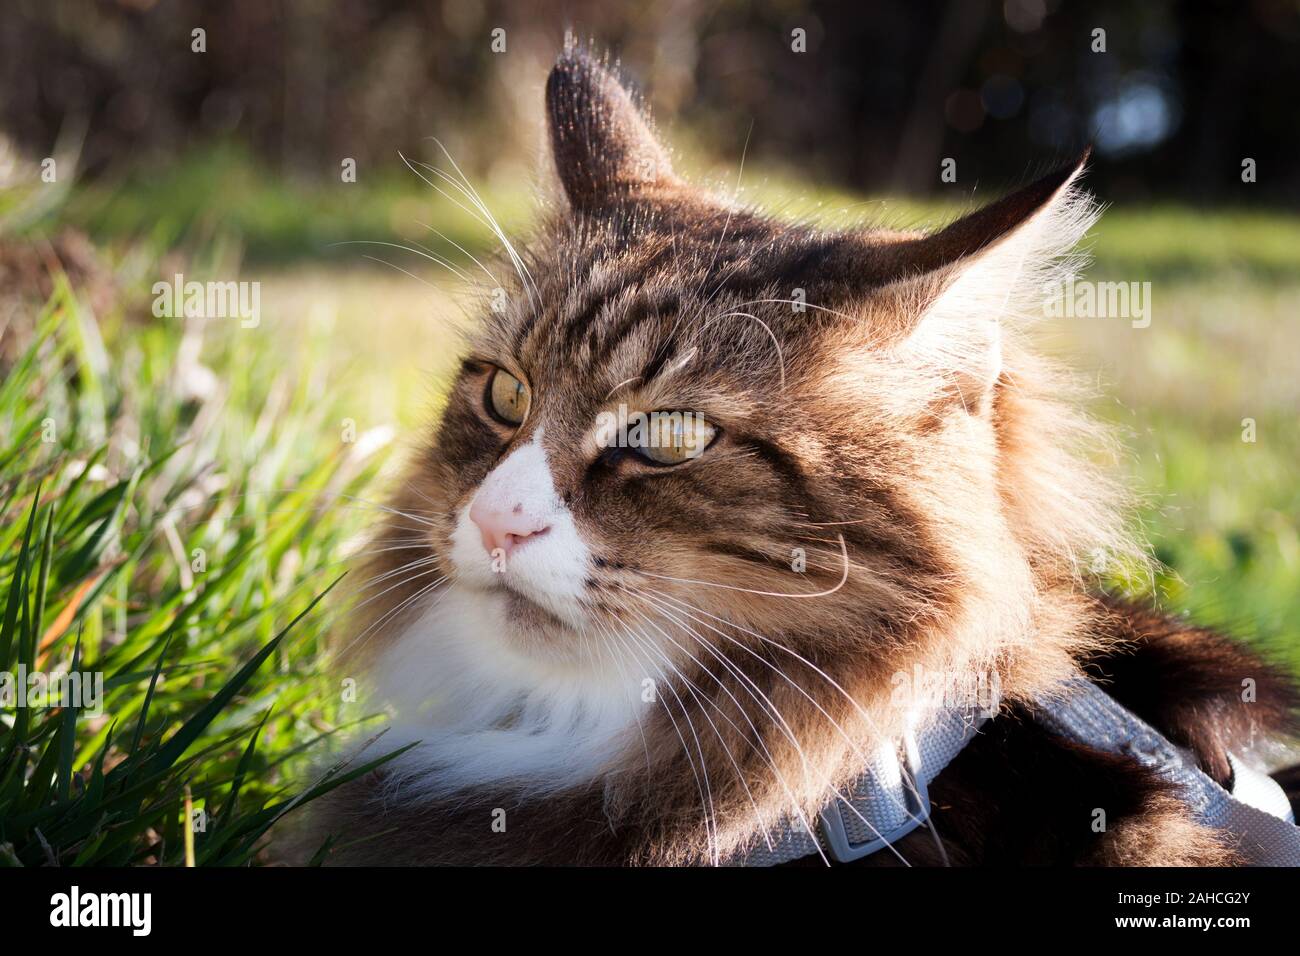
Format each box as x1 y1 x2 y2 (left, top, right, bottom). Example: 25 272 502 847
416 220 502 288
329 240 473 283
619 620 722 866
699 310 787 389
621 607 775 839
406 150 539 309
631 584 930 842
634 533 848 597
427 137 540 303
347 567 444 618
631 587 914 864
605 620 715 862
621 588 842 861
335 572 450 659
399 151 497 235
682 120 753 325
359 255 440 289
335 493 442 528
724 297 856 322
399 152 535 307
618 602 791 857
350 555 440 592
590 617 654 776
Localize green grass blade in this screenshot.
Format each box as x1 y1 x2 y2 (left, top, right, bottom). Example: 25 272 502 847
133 575 343 780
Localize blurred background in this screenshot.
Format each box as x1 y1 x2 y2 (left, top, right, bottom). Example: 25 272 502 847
6 0 1300 202
1 0 1298 658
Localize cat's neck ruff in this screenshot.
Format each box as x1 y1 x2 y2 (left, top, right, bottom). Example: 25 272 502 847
368 584 646 797
363 576 1024 803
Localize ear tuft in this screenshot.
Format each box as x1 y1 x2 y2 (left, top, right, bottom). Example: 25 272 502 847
546 45 677 211
894 149 1094 277
892 151 1100 411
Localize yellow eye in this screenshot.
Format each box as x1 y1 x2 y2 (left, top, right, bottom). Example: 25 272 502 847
488 368 529 425
634 412 717 465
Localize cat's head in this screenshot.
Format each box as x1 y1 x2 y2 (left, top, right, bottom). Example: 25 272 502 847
367 49 1130 716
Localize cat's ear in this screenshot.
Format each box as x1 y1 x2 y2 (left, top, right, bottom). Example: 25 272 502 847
885 151 1097 408
546 47 679 211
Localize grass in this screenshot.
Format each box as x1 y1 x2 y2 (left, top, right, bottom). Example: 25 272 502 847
0 274 415 865
1 149 1298 865
1062 274 1300 663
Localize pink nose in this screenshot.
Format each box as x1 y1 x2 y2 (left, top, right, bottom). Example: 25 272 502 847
468 499 550 558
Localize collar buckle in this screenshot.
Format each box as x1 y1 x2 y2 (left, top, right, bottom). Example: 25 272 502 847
817 735 930 863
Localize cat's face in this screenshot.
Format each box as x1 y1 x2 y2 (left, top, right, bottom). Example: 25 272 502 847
368 50 1104 693
431 211 937 664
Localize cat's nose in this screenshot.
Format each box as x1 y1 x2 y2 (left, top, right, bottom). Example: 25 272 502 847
468 499 551 558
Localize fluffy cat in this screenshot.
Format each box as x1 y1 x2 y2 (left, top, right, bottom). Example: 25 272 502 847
299 47 1298 866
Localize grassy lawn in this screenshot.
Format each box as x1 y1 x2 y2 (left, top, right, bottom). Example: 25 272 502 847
2 150 1297 864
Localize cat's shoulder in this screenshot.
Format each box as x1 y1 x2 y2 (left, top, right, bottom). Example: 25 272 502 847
890 598 1299 866
1080 595 1300 785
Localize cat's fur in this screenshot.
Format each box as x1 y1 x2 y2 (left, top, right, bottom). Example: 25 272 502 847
298 47 1298 866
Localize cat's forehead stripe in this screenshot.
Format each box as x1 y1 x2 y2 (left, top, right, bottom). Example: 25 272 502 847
511 223 795 376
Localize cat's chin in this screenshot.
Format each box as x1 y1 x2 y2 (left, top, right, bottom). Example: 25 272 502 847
458 580 593 663
498 587 579 643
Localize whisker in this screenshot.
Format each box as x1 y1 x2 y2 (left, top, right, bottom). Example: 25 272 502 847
602 620 716 863
399 150 537 308
360 255 440 289
415 220 502 288
619 620 724 866
698 311 787 390
723 296 857 323
335 493 442 528
334 572 451 660
410 143 540 309
329 240 474 284
633 533 849 598
680 120 753 331
589 617 654 777
618 602 794 857
349 555 441 593
347 566 443 618
628 586 912 864
618 588 836 862
629 584 929 846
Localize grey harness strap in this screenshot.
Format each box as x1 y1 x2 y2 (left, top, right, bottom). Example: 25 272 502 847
732 676 1300 866
1034 677 1300 866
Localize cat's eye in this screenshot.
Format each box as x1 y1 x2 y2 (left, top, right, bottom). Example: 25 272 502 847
487 368 530 426
632 413 717 465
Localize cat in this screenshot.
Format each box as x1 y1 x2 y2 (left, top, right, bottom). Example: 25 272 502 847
298 46 1299 866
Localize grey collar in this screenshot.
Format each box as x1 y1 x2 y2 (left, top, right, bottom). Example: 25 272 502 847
730 707 985 865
